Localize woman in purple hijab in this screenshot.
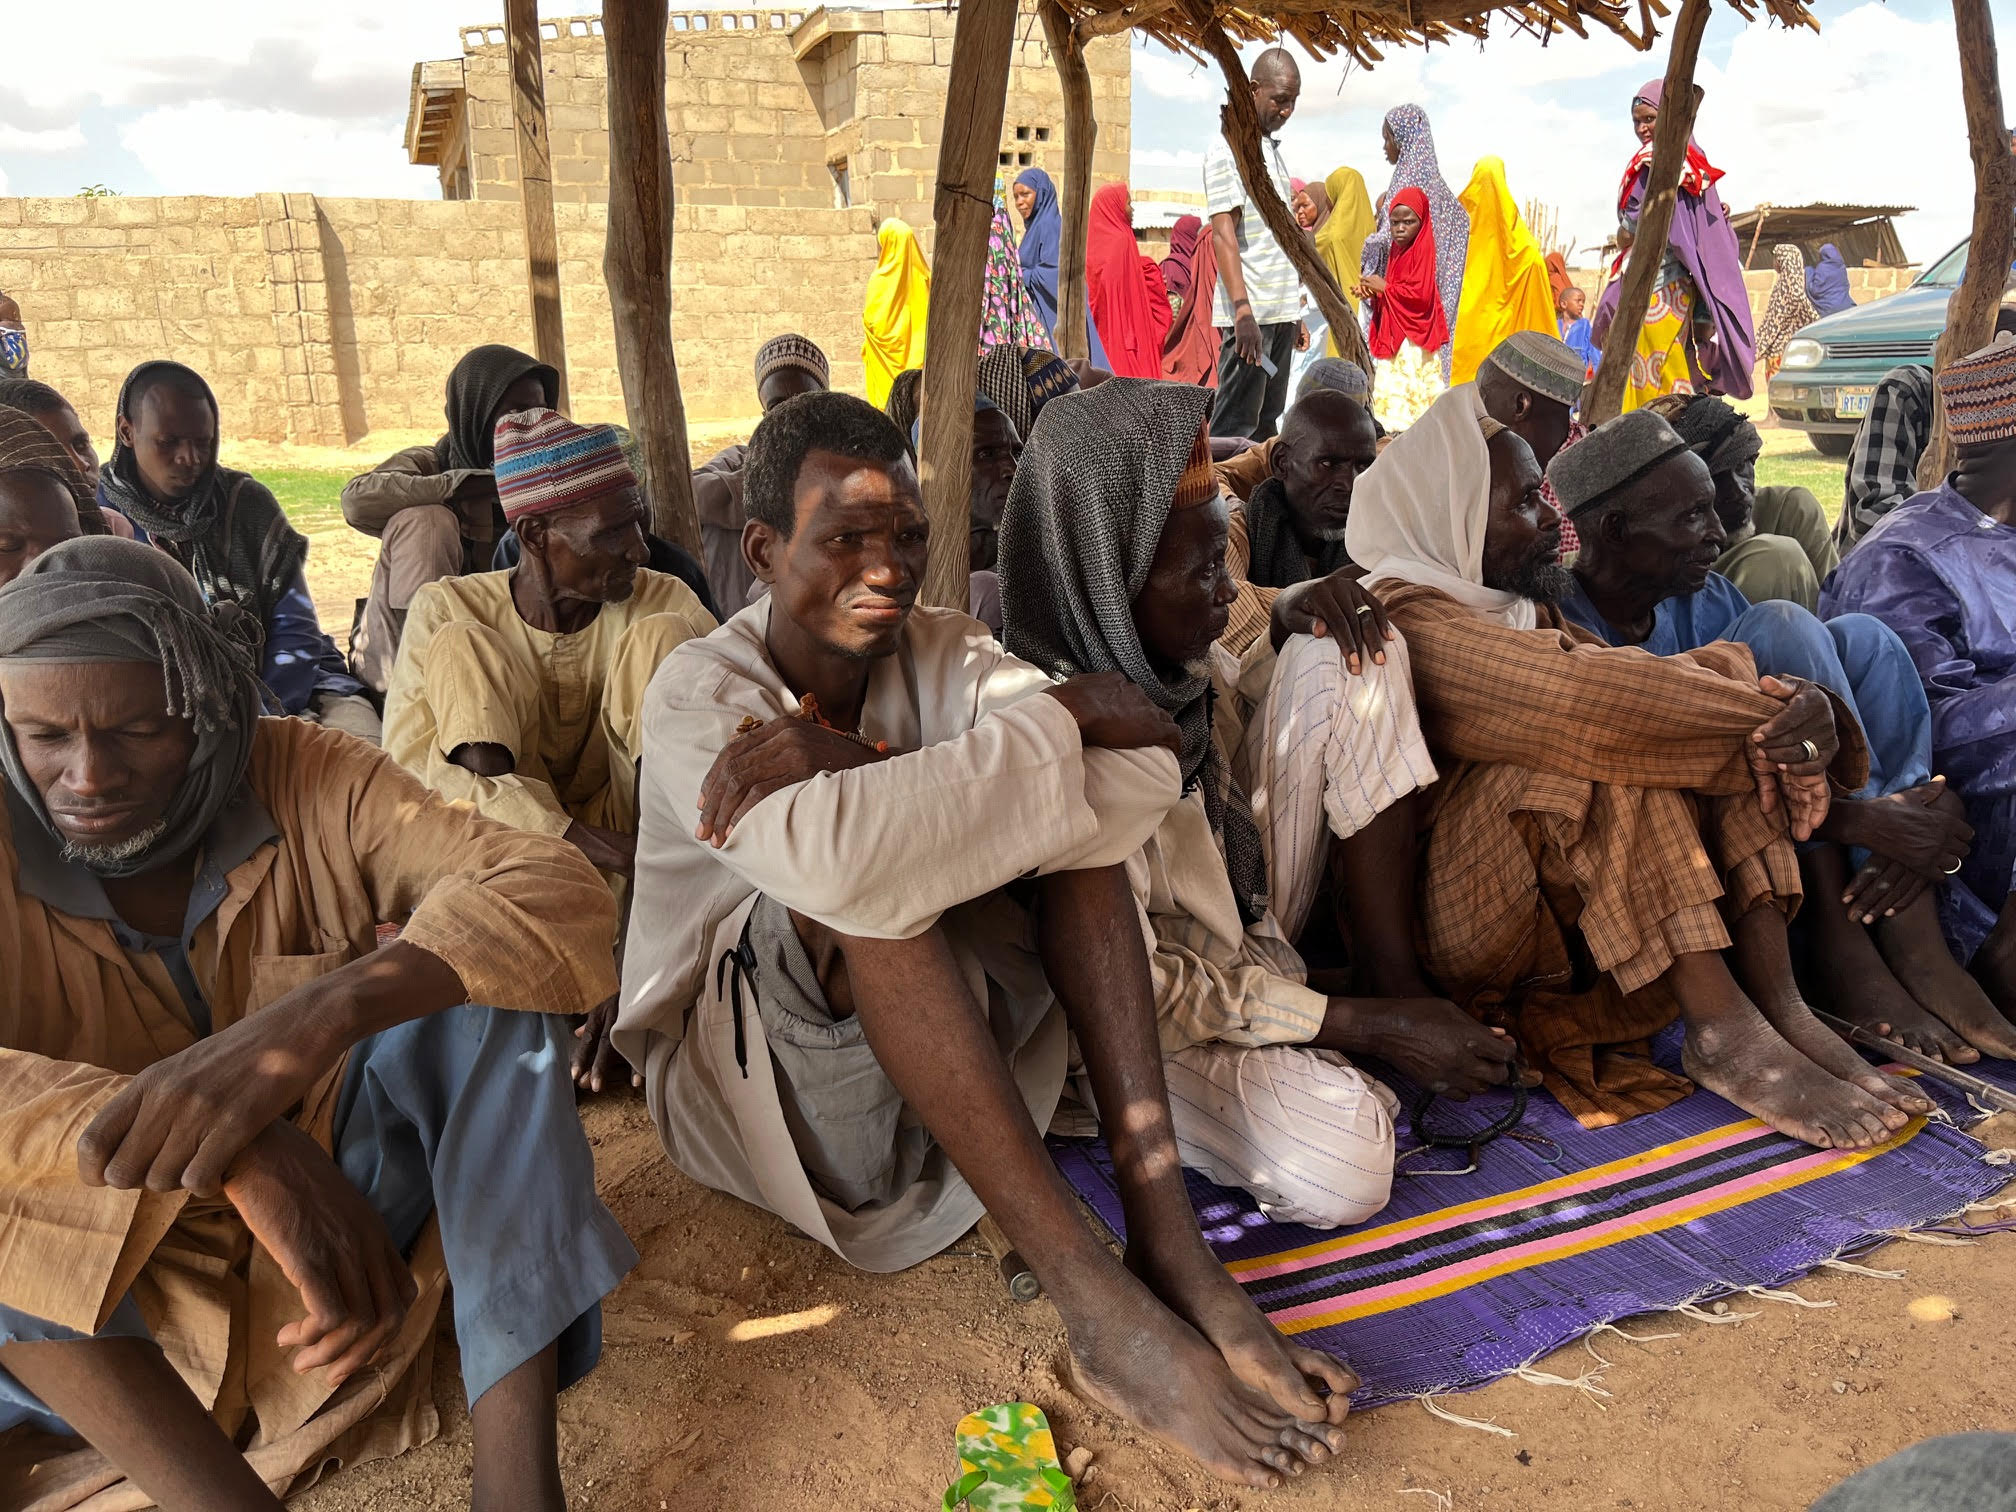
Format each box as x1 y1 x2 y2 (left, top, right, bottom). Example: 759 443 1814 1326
1594 79 1756 402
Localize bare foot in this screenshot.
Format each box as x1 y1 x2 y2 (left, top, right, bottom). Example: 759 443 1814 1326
1315 995 1519 1096
1805 902 1978 1065
1749 990 1927 1123
1059 1269 1337 1488
1128 1234 1355 1445
1680 998 1900 1150
1879 905 2016 1060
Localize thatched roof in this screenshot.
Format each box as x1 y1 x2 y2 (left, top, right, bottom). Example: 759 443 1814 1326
1052 0 1816 70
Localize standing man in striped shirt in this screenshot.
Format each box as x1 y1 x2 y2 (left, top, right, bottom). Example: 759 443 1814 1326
1205 48 1308 442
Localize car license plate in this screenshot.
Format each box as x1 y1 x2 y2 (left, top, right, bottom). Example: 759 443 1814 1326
1836 387 1875 419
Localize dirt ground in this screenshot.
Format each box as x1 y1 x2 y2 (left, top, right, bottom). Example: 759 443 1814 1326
286 416 1977 1512
287 1096 2016 1512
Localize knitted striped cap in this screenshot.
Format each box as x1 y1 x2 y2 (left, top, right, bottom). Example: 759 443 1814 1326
1172 419 1217 509
492 407 636 522
1937 332 2016 447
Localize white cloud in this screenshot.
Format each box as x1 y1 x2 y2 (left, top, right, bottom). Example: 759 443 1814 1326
117 103 445 199
1134 146 1205 171
0 123 85 154
1133 46 1219 103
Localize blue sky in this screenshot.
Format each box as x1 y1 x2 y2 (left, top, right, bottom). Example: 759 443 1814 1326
2 0 2008 262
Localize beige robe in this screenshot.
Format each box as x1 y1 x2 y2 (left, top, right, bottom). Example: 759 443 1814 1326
614 600 1177 1272
382 568 715 839
0 718 618 1510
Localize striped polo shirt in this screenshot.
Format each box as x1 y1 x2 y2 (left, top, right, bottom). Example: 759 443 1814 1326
1203 132 1301 327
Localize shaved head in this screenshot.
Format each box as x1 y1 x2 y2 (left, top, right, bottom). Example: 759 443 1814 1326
1249 48 1301 134
1273 390 1378 543
1252 47 1299 84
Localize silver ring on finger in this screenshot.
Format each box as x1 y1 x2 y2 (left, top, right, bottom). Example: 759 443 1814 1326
1799 738 1819 763
1355 604 1376 617
1945 858 1965 875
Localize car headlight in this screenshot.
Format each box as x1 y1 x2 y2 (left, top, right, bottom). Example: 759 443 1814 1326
1780 338 1824 371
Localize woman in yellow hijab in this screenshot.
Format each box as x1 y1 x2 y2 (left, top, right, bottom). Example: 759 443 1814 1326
1314 166 1377 356
862 218 932 407
1449 157 1556 385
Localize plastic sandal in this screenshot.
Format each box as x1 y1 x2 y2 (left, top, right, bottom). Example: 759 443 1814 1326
940 1402 1077 1511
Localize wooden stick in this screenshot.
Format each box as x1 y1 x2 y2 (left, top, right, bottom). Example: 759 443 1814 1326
1039 0 1096 363
977 1214 1043 1302
1188 9 1375 381
602 0 701 553
1916 0 2016 489
1585 0 1710 425
917 0 1018 610
504 0 569 411
1743 201 1770 270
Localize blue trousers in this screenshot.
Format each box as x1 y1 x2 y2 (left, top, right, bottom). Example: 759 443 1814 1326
0 1006 637 1435
1726 602 1933 805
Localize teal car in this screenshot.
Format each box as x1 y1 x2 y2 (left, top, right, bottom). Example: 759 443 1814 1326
1768 237 1974 455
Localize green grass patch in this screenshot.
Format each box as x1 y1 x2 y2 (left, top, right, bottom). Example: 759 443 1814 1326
258 468 352 535
1758 449 1849 525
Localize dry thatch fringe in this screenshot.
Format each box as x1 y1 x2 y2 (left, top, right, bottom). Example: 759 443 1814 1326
1050 0 1815 69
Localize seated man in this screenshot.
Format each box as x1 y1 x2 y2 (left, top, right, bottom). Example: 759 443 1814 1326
1556 410 1992 1063
0 376 107 498
693 334 830 615
1647 394 1836 611
1344 385 1931 1147
99 361 379 742
1821 334 2016 1037
0 538 633 1511
1834 364 1933 552
384 409 715 892
999 380 1513 1227
0 406 100 586
342 344 557 698
965 393 1020 635
617 391 1354 1489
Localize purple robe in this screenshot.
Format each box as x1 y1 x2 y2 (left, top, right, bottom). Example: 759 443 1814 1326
1820 482 2016 961
1618 80 1757 399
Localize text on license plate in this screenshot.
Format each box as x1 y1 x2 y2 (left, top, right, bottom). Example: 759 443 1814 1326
1835 388 1875 418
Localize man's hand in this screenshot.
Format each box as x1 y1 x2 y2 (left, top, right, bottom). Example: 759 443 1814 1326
572 994 640 1093
224 1121 416 1387
1839 778 1974 923
564 819 637 876
1045 672 1182 758
77 942 465 1197
1232 312 1265 366
1747 675 1837 840
695 716 888 846
1269 570 1392 671
1294 321 1311 353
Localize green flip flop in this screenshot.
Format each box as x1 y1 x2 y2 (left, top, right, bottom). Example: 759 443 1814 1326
941 1403 1076 1511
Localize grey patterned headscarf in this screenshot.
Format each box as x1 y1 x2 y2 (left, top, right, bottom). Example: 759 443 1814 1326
998 378 1268 924
0 536 264 876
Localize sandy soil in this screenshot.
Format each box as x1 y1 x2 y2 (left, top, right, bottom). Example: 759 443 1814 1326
288 1095 2016 1512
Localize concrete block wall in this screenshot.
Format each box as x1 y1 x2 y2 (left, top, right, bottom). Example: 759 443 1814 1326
1 191 877 444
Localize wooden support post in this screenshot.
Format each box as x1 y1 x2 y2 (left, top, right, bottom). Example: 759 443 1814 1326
505 0 569 410
1585 0 1710 425
1039 0 1095 363
917 0 1018 610
1191 13 1374 380
1916 0 2016 488
603 0 701 553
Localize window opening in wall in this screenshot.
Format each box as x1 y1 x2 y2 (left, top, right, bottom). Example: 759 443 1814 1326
1034 126 1051 141
1015 125 1030 140
830 160 851 209
1017 151 1032 166
673 12 688 26
694 14 708 28
998 151 1012 167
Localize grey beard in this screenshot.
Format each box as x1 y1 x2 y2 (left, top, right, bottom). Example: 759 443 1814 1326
1509 558 1575 606
1182 655 1214 679
1313 524 1350 543
61 818 170 871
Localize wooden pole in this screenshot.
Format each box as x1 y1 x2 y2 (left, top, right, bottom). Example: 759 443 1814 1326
1039 0 1095 362
505 0 569 410
1916 0 2016 489
1189 16 1374 381
917 0 1018 610
603 0 701 553
1585 0 1710 425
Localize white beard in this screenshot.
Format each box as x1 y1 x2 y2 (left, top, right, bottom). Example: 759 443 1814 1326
1314 524 1350 542
61 818 170 870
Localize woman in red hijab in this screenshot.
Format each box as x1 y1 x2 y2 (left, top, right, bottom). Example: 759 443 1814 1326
1085 183 1172 380
1158 214 1220 387
1357 186 1448 429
